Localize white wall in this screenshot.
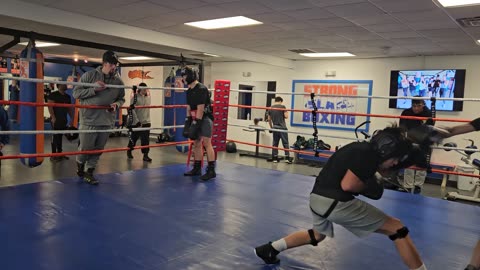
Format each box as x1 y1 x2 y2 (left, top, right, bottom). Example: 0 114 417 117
120 66 164 131
211 55 480 165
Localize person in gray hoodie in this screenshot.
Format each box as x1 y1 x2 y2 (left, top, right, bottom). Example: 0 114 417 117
126 82 152 162
73 50 125 185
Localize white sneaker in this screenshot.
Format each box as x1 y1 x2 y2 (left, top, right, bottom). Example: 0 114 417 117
285 158 292 164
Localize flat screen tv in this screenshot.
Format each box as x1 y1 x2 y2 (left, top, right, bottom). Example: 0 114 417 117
389 69 466 111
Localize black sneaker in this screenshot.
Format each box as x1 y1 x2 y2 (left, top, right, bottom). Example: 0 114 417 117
465 264 477 270
143 154 152 162
83 173 99 185
127 150 133 159
200 168 216 181
254 242 280 264
184 167 201 176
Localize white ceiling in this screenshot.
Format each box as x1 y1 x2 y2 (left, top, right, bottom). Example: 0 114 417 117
1 0 480 67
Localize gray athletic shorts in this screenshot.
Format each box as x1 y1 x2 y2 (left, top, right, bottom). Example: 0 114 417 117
309 193 388 238
199 117 213 138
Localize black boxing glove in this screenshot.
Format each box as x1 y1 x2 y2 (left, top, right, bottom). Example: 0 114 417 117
183 117 192 138
188 118 202 140
407 124 448 145
361 172 384 200
470 117 480 131
393 144 429 170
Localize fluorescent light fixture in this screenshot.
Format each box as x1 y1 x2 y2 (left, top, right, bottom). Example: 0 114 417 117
438 0 480 7
119 56 155 60
300 52 355 57
203 53 220 57
185 16 262 30
18 41 60 47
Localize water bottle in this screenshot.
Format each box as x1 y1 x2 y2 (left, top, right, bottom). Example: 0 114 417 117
247 113 250 120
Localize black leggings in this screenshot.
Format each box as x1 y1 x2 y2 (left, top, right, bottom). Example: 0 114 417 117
51 120 67 153
128 123 151 153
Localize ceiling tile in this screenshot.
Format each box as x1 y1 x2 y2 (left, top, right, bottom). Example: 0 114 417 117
286 8 336 20
250 12 296 23
184 5 237 20
309 0 365 8
370 0 438 13
364 23 411 33
308 17 356 28
216 1 272 15
393 9 451 23
346 14 400 26
408 20 459 31
89 1 176 23
146 0 209 9
378 31 424 39
271 21 315 31
21 0 58 5
326 2 385 18
128 12 189 30
391 37 434 45
256 0 317 11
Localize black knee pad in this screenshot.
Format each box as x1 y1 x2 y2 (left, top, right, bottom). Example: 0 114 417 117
388 226 409 241
308 229 319 246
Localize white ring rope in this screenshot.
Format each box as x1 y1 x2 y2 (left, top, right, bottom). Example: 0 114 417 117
0 75 187 91
0 125 182 135
431 145 480 153
228 88 480 102
227 123 358 141
3 76 480 102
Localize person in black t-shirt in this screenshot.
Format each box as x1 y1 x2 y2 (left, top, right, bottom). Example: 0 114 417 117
182 66 216 181
399 97 432 192
254 126 428 270
399 97 432 131
47 83 74 161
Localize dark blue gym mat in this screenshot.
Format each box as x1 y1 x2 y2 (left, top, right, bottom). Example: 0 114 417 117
0 162 478 269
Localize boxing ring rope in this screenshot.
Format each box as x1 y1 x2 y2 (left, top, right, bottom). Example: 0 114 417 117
1 75 479 180
0 75 193 165
227 123 358 141
228 88 480 102
229 104 472 123
0 140 192 160
5 75 480 102
0 75 188 92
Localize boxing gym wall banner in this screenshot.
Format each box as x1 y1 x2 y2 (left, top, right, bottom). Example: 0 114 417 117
291 80 373 133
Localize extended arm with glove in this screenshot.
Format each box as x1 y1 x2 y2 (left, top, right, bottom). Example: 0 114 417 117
406 123 450 146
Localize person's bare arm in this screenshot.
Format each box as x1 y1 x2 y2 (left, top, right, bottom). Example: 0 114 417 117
340 169 366 193
444 124 476 137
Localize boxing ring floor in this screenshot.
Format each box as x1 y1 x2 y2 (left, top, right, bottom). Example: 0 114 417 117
1 162 478 270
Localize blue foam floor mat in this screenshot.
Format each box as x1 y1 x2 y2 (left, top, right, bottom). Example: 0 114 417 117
0 162 478 270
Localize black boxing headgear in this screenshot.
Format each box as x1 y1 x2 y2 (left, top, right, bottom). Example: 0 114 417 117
370 128 411 162
182 67 198 84
103 50 119 65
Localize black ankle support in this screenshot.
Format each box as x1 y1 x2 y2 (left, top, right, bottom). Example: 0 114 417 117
308 229 319 246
